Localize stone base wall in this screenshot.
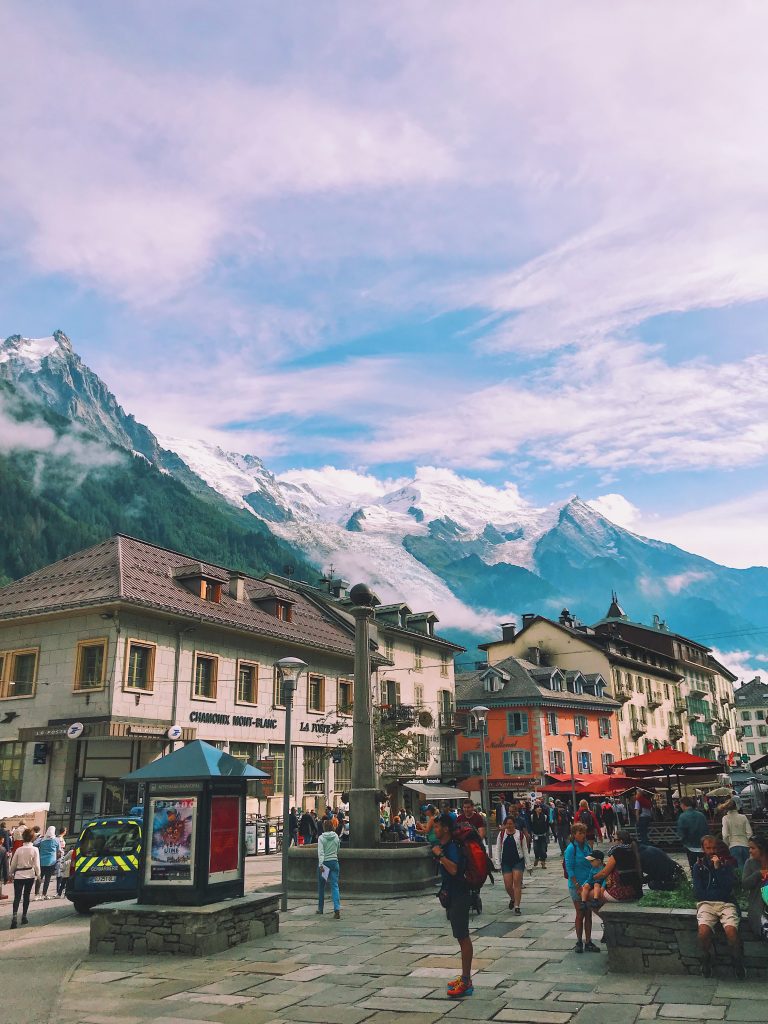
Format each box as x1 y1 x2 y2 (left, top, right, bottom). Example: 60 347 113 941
287 844 436 897
601 903 768 979
89 892 279 957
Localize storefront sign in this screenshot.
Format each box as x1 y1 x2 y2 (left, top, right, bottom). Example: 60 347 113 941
145 796 197 885
21 725 70 741
188 711 278 728
127 724 168 737
299 720 344 734
67 722 85 740
403 777 442 785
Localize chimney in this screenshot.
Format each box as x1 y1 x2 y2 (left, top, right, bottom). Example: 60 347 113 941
500 621 516 642
328 577 349 600
521 613 535 629
229 572 246 602
527 646 541 666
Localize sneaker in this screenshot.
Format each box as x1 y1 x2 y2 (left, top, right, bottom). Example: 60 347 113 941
574 940 584 954
584 941 600 953
541 863 547 869
315 909 323 914
508 899 515 910
447 977 474 999
733 958 746 980
514 907 522 915
20 917 28 925
333 910 340 919
10 917 17 930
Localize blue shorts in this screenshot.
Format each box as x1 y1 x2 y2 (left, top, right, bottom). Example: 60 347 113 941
502 859 526 873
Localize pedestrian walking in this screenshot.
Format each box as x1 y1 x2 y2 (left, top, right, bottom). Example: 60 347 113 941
676 797 710 870
634 789 653 844
316 819 341 918
530 804 549 868
564 822 600 954
554 803 571 854
601 800 617 841
456 799 487 844
575 800 601 843
721 802 751 870
289 807 299 846
55 830 70 898
36 826 60 899
432 812 474 998
403 811 417 841
8 829 40 929
493 816 527 914
0 821 10 900
298 808 316 845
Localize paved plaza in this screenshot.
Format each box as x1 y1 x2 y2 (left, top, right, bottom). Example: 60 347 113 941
46 856 767 1024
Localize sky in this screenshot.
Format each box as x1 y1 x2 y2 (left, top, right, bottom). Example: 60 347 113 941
2 1 768 569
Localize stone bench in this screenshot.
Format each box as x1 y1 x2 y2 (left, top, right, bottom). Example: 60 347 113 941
601 902 768 978
89 891 279 957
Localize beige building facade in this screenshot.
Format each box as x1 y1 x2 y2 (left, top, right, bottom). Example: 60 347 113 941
479 600 739 763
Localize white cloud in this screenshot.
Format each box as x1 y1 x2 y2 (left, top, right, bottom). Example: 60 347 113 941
662 571 711 595
0 11 453 304
712 648 768 683
629 491 768 570
587 494 642 530
0 395 122 473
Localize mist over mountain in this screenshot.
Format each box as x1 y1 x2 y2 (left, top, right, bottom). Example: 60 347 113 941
2 332 767 675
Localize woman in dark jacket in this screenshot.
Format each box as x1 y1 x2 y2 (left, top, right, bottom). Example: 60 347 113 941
593 829 643 903
530 805 550 868
742 835 768 939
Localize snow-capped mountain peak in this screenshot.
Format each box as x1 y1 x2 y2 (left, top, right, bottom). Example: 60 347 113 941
0 330 70 368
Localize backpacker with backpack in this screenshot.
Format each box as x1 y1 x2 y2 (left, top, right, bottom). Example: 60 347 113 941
451 822 495 888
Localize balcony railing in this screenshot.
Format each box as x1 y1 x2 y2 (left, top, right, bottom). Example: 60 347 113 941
630 719 647 739
668 725 684 741
647 691 662 710
379 704 417 730
673 697 687 713
614 687 632 703
440 759 470 778
439 710 460 731
687 683 708 698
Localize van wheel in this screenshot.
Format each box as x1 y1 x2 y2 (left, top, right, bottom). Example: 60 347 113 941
72 900 91 915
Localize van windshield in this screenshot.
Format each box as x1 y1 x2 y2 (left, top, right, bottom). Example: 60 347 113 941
79 822 140 857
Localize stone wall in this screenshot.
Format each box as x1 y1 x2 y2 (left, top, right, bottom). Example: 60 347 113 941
89 892 279 957
601 903 768 979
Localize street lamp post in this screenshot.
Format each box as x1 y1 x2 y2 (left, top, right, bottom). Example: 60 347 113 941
274 656 307 913
471 705 491 819
564 731 577 817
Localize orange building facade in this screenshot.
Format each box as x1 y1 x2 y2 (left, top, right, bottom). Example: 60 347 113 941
455 656 622 800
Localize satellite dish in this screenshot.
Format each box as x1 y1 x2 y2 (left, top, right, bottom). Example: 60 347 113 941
167 724 182 741
67 722 84 740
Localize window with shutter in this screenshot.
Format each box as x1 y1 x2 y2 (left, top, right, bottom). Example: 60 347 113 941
506 711 529 736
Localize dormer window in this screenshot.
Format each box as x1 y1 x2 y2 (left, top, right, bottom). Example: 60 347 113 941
550 672 563 692
275 600 293 622
173 562 228 603
201 580 222 603
483 673 503 693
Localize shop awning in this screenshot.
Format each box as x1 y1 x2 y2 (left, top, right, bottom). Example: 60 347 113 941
402 783 468 801
0 800 50 819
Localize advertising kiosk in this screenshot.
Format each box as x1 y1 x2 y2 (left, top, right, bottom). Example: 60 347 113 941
123 739 269 906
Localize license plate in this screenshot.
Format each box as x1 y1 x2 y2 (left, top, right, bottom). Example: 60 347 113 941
89 876 117 884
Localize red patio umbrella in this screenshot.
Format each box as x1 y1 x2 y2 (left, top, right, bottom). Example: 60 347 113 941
612 749 722 813
612 749 721 774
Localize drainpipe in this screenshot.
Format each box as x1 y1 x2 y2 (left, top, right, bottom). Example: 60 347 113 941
171 626 196 750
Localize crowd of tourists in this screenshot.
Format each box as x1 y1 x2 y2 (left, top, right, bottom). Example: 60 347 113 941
0 820 69 929
429 791 768 996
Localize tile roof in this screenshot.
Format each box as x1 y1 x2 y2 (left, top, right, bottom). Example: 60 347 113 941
455 655 619 709
0 535 358 659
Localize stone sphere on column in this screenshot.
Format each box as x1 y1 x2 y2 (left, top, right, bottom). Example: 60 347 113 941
349 583 380 608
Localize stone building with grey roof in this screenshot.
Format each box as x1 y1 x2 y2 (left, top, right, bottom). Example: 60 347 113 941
0 535 371 829
0 534 463 829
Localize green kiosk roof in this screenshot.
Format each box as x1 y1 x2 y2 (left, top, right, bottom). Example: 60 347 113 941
122 739 270 781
